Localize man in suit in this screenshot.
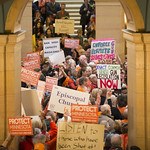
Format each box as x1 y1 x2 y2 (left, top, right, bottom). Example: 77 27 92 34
46 0 61 19
56 3 70 19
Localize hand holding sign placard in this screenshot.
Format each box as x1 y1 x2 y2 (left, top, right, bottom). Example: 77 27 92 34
91 39 115 61
57 122 104 150
21 67 41 86
43 38 60 57
8 117 33 136
97 64 121 89
55 19 74 34
48 85 89 114
71 104 98 123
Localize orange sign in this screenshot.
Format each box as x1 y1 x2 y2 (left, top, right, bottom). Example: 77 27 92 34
21 67 41 86
23 59 40 70
8 117 33 136
71 104 98 123
64 38 79 49
46 76 58 92
25 51 40 61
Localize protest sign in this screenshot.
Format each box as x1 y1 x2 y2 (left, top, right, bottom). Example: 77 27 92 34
46 76 58 92
91 39 115 61
43 38 60 57
97 64 121 89
8 117 33 136
57 122 104 150
37 80 46 102
25 51 40 61
23 59 40 70
55 19 74 34
21 67 41 86
71 104 98 123
64 38 79 49
21 88 42 116
49 51 65 66
48 85 89 114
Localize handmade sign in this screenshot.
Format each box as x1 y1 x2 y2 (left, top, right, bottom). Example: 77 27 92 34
21 88 42 116
37 80 46 102
57 122 104 150
97 64 121 89
8 117 33 136
55 19 74 34
21 67 41 86
23 59 40 70
64 38 79 49
48 85 89 114
91 39 115 61
49 51 65 66
46 76 58 92
43 38 60 57
25 51 40 61
71 104 98 123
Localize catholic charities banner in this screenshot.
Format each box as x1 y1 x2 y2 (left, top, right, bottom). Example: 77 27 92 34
48 85 89 114
91 39 115 61
97 64 121 89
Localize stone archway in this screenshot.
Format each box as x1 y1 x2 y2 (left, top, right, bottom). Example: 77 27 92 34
2 0 150 149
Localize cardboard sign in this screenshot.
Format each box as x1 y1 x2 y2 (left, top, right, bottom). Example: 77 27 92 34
43 38 60 57
46 76 58 92
64 38 79 49
91 39 115 61
57 122 104 150
97 64 121 89
8 117 33 136
37 80 46 102
49 51 65 66
21 67 41 86
25 51 40 61
48 85 89 114
21 88 42 116
55 19 74 34
23 59 40 70
71 104 98 123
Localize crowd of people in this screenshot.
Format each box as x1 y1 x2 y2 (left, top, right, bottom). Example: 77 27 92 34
0 0 141 150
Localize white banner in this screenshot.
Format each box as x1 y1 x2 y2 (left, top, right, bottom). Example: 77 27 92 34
48 85 90 114
43 38 60 57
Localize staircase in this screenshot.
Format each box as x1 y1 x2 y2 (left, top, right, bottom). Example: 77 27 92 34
56 0 84 36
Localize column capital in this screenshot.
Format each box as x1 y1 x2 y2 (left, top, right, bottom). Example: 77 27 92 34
7 31 26 44
122 29 143 44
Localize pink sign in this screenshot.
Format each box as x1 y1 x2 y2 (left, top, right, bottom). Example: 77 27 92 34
23 59 40 70
64 38 79 49
46 77 58 92
21 67 41 86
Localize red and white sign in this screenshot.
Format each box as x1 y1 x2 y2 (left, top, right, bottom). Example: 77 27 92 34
71 104 98 123
8 117 33 136
64 38 79 49
21 67 41 86
23 59 40 70
46 76 58 92
25 51 40 61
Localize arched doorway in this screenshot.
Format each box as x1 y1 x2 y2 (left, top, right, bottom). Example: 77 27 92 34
3 0 149 149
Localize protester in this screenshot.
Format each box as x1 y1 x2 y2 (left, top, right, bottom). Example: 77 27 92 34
80 0 92 36
56 3 69 19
